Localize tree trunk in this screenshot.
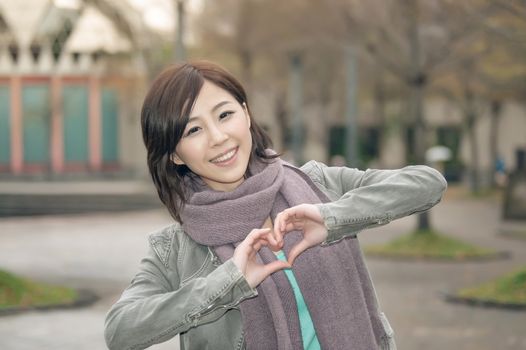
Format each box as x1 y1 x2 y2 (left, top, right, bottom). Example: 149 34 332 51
236 0 254 96
411 77 432 232
274 92 288 151
174 0 186 61
489 100 502 188
289 54 304 164
466 108 481 194
239 49 253 96
319 62 333 164
410 68 433 229
373 72 386 166
404 0 432 233
418 210 431 231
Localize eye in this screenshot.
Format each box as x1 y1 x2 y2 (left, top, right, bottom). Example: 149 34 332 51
185 126 200 137
219 111 234 120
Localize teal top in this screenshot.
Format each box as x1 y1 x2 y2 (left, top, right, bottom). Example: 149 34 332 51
275 250 321 350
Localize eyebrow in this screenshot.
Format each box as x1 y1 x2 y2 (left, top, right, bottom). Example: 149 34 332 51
187 101 233 122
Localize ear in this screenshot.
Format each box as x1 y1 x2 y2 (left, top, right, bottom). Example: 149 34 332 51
242 102 251 129
171 153 185 165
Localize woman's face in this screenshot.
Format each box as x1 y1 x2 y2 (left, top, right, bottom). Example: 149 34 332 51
172 80 253 192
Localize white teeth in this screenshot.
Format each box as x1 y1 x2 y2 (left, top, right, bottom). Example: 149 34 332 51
211 149 236 163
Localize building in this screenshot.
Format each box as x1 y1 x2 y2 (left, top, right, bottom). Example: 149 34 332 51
0 0 148 178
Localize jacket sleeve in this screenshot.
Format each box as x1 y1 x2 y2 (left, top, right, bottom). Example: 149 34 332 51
301 160 448 245
104 231 257 350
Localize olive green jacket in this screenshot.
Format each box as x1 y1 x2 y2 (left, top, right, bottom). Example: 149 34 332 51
104 161 447 350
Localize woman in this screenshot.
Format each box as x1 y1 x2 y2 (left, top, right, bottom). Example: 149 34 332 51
104 61 447 350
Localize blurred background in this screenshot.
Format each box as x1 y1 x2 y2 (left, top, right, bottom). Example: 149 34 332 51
0 0 524 187
0 0 525 349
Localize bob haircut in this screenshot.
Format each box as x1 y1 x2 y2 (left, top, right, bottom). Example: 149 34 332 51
141 61 277 223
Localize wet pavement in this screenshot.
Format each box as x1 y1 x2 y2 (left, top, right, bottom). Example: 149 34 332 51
0 188 525 349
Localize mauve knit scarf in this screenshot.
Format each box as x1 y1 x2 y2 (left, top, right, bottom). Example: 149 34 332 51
181 156 385 349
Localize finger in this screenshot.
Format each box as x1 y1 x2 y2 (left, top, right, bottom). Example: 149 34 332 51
287 240 312 265
278 211 292 232
280 213 287 232
241 229 271 255
279 207 306 229
275 211 294 232
263 260 291 275
271 226 283 248
273 229 285 249
263 241 285 256
252 239 266 252
266 235 282 252
246 228 271 244
272 213 283 236
281 207 298 222
271 216 285 246
285 204 321 223
291 204 324 223
284 221 303 233
267 230 279 247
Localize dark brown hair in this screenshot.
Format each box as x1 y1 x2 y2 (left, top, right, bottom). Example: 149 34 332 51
141 61 276 222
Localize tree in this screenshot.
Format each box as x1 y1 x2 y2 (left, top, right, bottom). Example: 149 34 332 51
195 0 344 156
320 0 500 229
433 0 526 192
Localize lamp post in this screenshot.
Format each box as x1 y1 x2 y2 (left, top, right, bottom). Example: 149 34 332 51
345 45 359 167
174 0 186 62
289 52 303 165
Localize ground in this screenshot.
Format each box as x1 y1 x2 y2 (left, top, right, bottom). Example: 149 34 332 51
0 186 525 349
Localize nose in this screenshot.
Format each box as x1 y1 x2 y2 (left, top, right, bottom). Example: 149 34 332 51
208 122 228 146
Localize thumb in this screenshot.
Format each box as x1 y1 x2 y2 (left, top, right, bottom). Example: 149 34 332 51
263 260 291 275
287 240 311 265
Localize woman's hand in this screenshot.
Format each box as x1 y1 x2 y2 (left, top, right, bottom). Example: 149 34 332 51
232 228 291 289
272 204 328 265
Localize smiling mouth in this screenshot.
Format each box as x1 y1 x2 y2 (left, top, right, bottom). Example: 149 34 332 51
210 147 238 163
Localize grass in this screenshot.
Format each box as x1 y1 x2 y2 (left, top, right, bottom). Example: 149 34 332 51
0 269 77 310
457 268 526 306
364 229 501 260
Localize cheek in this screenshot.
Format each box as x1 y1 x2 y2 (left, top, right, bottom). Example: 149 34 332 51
245 123 253 149
235 117 252 142
174 139 201 165
246 128 253 148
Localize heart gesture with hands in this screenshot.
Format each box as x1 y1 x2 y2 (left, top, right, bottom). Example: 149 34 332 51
232 228 291 289
232 204 327 289
272 203 328 265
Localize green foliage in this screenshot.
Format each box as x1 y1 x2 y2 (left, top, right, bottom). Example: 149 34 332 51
365 230 498 260
458 268 526 305
0 269 77 309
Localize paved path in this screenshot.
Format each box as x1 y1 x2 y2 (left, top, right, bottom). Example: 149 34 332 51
362 190 526 350
0 188 525 349
0 210 178 350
